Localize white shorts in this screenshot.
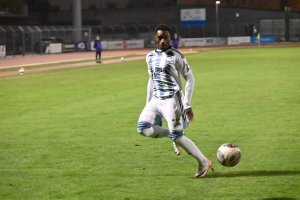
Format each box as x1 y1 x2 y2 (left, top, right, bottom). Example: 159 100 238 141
138 91 188 131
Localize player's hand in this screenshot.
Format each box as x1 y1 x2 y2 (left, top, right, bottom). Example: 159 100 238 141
185 107 194 122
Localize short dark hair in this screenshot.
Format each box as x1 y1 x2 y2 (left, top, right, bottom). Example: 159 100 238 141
154 24 171 34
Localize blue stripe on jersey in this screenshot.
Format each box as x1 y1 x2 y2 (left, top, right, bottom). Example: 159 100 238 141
148 53 158 98
164 59 175 96
155 53 164 98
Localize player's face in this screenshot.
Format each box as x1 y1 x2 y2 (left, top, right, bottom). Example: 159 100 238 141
155 30 170 51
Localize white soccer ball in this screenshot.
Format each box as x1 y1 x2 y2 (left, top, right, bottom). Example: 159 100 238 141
19 68 24 75
217 143 241 167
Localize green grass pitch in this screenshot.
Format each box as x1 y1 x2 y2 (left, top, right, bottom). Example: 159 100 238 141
0 46 299 199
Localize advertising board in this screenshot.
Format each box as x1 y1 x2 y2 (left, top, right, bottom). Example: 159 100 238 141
46 43 62 53
251 36 275 44
107 40 144 50
0 45 5 57
180 9 206 26
228 37 251 45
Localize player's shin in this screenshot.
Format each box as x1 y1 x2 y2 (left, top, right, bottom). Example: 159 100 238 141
175 136 208 166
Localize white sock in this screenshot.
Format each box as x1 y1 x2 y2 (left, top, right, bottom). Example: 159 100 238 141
175 135 208 166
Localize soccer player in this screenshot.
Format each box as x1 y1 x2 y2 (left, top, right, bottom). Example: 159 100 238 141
136 24 213 177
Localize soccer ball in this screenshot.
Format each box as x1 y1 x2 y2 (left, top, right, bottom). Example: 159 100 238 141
217 143 241 167
19 68 24 75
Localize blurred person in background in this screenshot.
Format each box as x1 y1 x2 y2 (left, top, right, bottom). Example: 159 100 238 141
94 36 102 63
172 33 179 49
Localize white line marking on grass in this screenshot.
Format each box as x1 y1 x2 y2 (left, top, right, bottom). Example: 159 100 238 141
1 63 114 80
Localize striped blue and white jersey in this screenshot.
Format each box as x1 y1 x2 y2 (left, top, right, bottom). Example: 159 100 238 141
146 47 192 100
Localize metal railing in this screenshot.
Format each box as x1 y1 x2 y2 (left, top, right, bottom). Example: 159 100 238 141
0 21 299 56
0 26 92 56
260 19 300 42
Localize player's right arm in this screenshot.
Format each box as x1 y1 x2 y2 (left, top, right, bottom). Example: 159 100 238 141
146 53 154 104
146 77 153 103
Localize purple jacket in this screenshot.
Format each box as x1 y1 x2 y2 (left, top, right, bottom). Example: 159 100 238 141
94 40 102 52
172 38 179 47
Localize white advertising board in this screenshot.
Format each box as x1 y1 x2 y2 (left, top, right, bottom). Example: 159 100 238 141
181 38 206 47
46 43 62 53
180 9 206 26
228 37 251 45
107 40 144 50
181 37 235 47
0 45 6 57
91 40 144 51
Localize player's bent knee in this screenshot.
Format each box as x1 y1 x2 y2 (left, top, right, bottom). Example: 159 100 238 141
137 120 152 136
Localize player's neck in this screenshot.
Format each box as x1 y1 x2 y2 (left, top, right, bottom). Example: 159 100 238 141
155 46 171 53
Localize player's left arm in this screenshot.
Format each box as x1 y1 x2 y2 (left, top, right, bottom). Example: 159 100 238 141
183 72 195 121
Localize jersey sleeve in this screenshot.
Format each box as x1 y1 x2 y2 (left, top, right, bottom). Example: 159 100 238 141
146 53 152 75
146 77 153 103
145 53 153 103
175 52 195 109
182 72 195 109
178 57 192 76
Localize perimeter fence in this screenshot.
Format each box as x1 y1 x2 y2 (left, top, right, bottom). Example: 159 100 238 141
0 20 299 56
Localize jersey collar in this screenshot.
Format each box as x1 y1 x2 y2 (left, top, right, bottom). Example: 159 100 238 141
155 45 172 53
